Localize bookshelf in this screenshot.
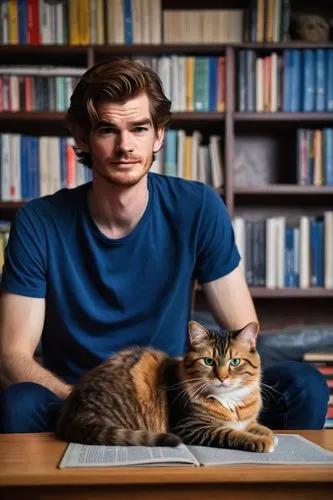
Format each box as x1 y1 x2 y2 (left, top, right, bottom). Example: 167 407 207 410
0 0 333 329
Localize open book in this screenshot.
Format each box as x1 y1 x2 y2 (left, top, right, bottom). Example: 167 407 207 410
58 434 333 468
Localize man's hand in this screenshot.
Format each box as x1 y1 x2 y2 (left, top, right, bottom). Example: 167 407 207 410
0 292 71 400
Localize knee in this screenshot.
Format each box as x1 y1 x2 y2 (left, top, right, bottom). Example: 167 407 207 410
0 382 61 433
281 361 329 429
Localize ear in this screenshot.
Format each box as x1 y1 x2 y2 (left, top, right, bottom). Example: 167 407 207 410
233 322 259 351
188 321 210 347
153 127 165 154
74 126 90 153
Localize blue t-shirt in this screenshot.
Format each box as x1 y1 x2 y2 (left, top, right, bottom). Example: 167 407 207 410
1 173 240 383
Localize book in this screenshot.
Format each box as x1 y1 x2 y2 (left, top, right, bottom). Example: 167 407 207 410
58 434 333 469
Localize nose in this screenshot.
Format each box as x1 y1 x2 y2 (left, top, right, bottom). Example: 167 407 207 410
115 131 134 154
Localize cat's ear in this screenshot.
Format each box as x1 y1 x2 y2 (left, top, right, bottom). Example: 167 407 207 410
188 321 210 347
233 322 259 350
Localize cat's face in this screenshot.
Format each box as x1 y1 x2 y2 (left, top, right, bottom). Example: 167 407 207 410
182 321 260 398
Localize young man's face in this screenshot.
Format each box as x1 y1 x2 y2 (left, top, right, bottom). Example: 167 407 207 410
81 92 164 187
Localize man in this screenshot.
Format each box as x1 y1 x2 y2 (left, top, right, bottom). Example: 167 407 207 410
0 59 328 433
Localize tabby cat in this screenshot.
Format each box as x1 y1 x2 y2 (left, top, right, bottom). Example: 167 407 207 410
56 320 277 453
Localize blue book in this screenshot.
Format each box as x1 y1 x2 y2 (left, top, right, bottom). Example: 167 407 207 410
30 137 39 198
282 50 291 112
302 50 315 112
123 0 133 44
164 130 177 177
327 50 333 111
284 225 295 288
310 219 320 287
18 0 27 44
290 50 301 112
208 57 217 112
323 128 333 185
317 220 324 287
315 49 326 112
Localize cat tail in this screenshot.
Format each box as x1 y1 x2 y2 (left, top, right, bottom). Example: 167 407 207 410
57 422 181 447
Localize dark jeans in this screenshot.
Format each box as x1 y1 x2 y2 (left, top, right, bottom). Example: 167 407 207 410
0 361 329 433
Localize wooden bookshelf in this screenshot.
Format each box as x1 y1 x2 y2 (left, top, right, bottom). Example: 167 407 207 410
0 0 333 328
250 288 333 299
0 111 225 123
234 112 333 122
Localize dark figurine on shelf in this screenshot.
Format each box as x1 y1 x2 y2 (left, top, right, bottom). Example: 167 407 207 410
291 13 332 42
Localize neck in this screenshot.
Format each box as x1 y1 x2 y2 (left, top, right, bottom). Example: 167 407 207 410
88 175 149 239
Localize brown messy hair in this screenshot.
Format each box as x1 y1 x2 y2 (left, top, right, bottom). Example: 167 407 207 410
66 58 172 168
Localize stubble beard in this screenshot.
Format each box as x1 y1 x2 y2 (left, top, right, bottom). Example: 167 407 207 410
95 154 154 188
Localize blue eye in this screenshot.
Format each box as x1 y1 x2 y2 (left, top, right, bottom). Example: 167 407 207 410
203 357 214 366
230 358 241 367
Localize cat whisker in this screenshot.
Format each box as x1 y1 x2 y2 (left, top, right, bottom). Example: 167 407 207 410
184 382 210 407
259 385 281 405
171 380 208 405
163 377 207 391
260 382 283 396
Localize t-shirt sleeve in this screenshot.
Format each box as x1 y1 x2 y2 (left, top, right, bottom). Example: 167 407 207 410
1 205 47 298
195 184 241 285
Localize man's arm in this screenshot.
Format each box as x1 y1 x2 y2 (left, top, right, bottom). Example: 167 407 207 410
0 292 72 399
202 265 259 330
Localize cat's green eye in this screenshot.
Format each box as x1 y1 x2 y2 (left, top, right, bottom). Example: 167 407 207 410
203 357 215 366
230 358 241 367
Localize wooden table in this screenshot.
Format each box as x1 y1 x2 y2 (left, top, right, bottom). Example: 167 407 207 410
0 431 332 500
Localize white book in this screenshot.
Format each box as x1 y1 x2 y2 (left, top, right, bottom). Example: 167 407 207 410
58 434 333 469
177 57 186 111
11 134 21 201
198 145 207 184
276 216 286 288
157 57 171 101
270 53 278 112
191 130 202 181
131 0 142 43
209 136 224 189
141 0 150 44
149 0 161 44
233 217 246 273
1 134 11 201
109 0 124 44
171 56 179 111
256 58 264 112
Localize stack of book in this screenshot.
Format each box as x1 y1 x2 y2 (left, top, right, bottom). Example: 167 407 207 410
303 347 333 429
237 49 333 113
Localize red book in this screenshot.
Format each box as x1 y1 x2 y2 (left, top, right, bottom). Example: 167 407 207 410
27 0 40 44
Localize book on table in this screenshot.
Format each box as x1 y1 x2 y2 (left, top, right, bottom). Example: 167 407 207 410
58 434 333 468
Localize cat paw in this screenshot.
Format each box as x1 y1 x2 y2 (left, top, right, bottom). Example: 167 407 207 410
246 435 277 453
